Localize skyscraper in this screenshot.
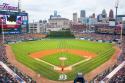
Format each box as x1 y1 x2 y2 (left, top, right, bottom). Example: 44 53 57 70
109 9 114 20
54 10 57 17
102 9 107 18
80 10 86 18
50 11 61 20
92 13 95 18
97 14 103 22
73 13 78 23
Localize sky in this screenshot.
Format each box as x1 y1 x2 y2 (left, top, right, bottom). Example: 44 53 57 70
0 0 125 22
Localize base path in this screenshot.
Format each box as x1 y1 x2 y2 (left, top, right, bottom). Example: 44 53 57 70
5 45 121 83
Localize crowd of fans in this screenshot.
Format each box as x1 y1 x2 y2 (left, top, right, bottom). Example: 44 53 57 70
0 44 17 82
75 33 121 42
0 45 7 63
0 33 47 43
85 33 125 83
107 36 125 83
0 64 18 83
0 37 36 82
91 64 118 82
109 65 125 83
8 64 36 83
118 36 125 61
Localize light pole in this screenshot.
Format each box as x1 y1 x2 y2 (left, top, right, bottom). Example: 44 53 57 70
115 0 119 25
115 6 118 25
1 19 4 44
18 0 21 12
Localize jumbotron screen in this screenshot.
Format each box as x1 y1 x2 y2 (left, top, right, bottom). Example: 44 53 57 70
0 11 28 34
0 14 28 27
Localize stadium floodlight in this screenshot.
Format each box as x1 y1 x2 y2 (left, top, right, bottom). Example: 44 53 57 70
115 0 119 25
18 0 21 12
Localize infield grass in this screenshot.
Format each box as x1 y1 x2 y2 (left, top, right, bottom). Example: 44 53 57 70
42 52 85 66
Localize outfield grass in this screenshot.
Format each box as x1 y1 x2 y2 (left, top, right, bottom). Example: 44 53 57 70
10 39 115 81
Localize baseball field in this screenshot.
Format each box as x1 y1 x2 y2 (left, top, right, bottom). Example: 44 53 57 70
10 39 115 81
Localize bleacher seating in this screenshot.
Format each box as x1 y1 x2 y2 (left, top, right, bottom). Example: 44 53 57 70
109 65 125 83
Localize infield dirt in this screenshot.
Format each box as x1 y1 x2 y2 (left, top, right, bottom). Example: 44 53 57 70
30 49 96 59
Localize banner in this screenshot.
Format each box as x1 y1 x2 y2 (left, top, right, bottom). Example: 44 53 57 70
0 3 18 11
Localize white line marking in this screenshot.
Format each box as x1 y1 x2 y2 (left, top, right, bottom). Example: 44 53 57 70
35 58 57 67
35 58 61 70
35 58 91 71
69 58 91 67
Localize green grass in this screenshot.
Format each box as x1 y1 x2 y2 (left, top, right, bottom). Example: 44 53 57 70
10 39 115 81
42 52 85 66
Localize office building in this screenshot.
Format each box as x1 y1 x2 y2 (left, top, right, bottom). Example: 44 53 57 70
109 9 114 20
73 13 78 23
29 20 47 33
80 10 86 18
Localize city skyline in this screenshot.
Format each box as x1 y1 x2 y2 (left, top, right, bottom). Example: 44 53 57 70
1 0 125 22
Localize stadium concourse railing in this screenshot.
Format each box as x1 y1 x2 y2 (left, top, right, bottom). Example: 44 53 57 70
0 61 26 83
100 61 125 83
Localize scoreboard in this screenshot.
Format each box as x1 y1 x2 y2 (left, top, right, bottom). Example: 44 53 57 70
0 11 29 34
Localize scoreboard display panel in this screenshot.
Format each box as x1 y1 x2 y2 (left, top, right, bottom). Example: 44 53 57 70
0 11 28 34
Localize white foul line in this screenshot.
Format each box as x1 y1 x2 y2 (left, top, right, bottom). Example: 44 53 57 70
35 58 58 67
69 58 91 67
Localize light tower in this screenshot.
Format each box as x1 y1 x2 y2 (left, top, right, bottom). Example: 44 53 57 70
115 0 119 25
18 0 21 12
